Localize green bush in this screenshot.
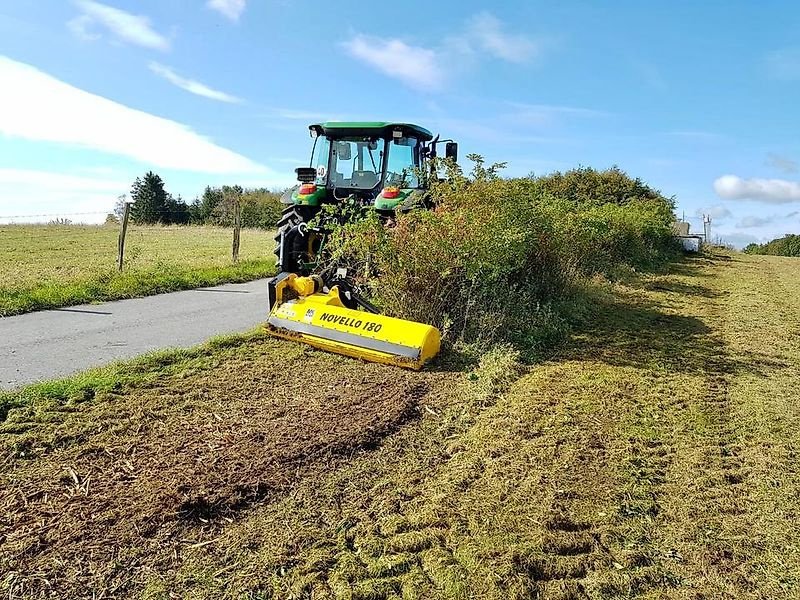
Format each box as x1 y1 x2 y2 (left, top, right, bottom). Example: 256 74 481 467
322 159 679 353
189 187 285 229
744 234 800 256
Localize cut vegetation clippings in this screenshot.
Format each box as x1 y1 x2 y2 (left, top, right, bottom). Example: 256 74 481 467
1 342 461 597
3 251 800 598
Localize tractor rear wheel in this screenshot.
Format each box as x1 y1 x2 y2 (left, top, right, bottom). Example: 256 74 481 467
273 205 319 274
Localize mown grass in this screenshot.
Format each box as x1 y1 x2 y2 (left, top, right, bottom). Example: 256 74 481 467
4 251 800 599
0 224 276 316
0 328 269 422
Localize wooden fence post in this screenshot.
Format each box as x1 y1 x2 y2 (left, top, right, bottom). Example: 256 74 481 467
232 196 241 263
117 201 132 272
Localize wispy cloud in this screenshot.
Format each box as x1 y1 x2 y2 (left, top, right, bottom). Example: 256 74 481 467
714 174 800 204
633 60 667 90
667 130 724 142
766 152 799 174
505 101 607 126
766 47 800 80
149 62 242 104
719 231 762 249
0 56 264 174
695 205 733 222
67 0 170 51
207 0 246 22
342 35 445 90
0 168 127 223
343 12 542 90
736 215 774 228
270 108 333 121
466 12 539 63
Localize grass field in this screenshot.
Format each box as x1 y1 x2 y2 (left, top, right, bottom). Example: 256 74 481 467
2 250 800 598
0 224 276 316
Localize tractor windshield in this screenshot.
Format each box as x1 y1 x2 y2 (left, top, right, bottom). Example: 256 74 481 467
385 136 421 188
310 136 331 186
328 137 385 189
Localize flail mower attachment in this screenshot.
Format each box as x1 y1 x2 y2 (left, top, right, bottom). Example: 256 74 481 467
266 273 440 370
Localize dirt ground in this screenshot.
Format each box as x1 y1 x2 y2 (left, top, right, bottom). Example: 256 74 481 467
0 340 459 598
3 251 800 599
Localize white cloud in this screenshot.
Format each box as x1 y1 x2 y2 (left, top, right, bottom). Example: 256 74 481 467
68 0 170 51
737 215 774 228
207 0 246 22
149 62 242 104
718 231 762 249
667 130 724 142
67 15 100 41
695 205 733 221
343 13 540 90
0 56 265 174
714 175 800 204
0 169 127 223
766 48 800 80
342 35 445 90
0 169 126 193
505 101 606 126
633 60 667 90
766 153 798 174
467 12 538 63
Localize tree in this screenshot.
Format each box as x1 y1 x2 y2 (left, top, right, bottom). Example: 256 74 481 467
198 186 224 223
130 172 169 224
210 185 244 226
113 194 127 220
165 194 190 225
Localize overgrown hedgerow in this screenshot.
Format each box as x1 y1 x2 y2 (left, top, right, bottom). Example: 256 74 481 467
322 158 679 354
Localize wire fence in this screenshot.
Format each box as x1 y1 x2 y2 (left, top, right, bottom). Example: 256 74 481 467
0 208 276 275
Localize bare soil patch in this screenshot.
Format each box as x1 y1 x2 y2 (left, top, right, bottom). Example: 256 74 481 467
0 340 450 597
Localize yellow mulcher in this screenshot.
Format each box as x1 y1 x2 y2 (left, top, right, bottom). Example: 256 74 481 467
267 273 440 370
265 121 458 369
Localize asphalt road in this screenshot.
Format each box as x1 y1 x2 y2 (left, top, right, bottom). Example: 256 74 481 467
0 279 270 390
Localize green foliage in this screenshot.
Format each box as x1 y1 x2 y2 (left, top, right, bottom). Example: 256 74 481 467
321 160 679 354
744 234 800 256
531 165 671 208
130 172 168 224
130 171 191 225
189 186 285 228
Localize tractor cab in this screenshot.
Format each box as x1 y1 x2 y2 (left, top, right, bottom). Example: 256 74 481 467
283 121 457 214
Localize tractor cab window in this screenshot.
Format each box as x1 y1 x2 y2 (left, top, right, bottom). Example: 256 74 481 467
330 138 383 189
385 137 420 188
310 136 331 185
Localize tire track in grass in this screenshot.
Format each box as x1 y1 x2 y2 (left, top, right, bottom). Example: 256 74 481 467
0 341 456 599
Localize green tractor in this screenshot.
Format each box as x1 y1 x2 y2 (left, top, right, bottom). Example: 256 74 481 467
274 121 457 275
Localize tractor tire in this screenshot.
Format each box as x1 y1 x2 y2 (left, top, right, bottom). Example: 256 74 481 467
273 205 319 274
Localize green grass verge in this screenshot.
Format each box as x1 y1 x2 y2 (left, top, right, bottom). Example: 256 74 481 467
0 224 277 316
0 329 269 423
0 259 275 316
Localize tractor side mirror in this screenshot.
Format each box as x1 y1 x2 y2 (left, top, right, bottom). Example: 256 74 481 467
296 167 316 183
445 142 458 162
335 141 352 161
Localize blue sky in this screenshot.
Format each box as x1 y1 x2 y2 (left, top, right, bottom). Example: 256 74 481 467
1 0 800 246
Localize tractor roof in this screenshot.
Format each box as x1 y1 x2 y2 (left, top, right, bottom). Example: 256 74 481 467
310 121 434 142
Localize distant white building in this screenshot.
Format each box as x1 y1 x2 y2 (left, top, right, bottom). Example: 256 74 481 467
673 220 702 253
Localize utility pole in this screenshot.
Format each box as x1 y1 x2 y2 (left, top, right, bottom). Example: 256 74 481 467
117 197 136 272
702 214 712 245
